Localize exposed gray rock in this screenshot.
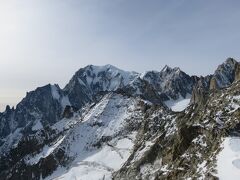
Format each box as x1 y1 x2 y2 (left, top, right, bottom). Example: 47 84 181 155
191 58 239 104
213 58 238 88
140 66 197 101
0 84 64 140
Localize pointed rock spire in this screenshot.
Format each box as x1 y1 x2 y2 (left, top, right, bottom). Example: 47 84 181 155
161 65 172 72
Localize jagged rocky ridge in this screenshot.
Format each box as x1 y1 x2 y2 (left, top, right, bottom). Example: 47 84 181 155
114 75 240 180
0 58 239 180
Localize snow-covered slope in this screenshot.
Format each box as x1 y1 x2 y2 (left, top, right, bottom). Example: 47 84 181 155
165 94 191 112
48 93 143 179
217 137 240 180
12 92 145 180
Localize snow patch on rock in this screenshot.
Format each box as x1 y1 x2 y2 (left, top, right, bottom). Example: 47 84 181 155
165 94 191 112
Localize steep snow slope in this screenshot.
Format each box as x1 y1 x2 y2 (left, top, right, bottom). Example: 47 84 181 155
42 93 145 179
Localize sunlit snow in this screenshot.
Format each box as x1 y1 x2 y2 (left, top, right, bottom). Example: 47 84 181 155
165 94 191 112
44 94 140 180
217 137 240 180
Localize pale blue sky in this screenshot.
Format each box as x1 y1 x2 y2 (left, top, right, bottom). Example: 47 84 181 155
0 0 240 111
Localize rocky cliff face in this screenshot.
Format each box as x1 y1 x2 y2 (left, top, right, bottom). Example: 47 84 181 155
190 76 211 106
213 58 238 88
191 58 240 105
235 63 240 81
0 58 239 180
0 84 65 141
141 66 197 100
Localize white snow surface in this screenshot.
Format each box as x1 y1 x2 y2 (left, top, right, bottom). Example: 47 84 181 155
217 137 240 180
165 94 191 112
80 64 139 92
49 136 136 180
45 93 141 180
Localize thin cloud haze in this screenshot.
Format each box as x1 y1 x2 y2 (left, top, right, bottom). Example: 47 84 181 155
0 0 240 111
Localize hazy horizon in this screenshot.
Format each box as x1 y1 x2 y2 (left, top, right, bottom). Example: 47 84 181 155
1 0 240 111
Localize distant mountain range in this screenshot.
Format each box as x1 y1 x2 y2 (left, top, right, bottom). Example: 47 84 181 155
0 58 240 180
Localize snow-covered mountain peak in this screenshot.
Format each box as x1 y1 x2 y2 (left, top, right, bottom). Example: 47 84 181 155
62 64 140 109
83 64 138 77
85 64 120 75
67 64 139 91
